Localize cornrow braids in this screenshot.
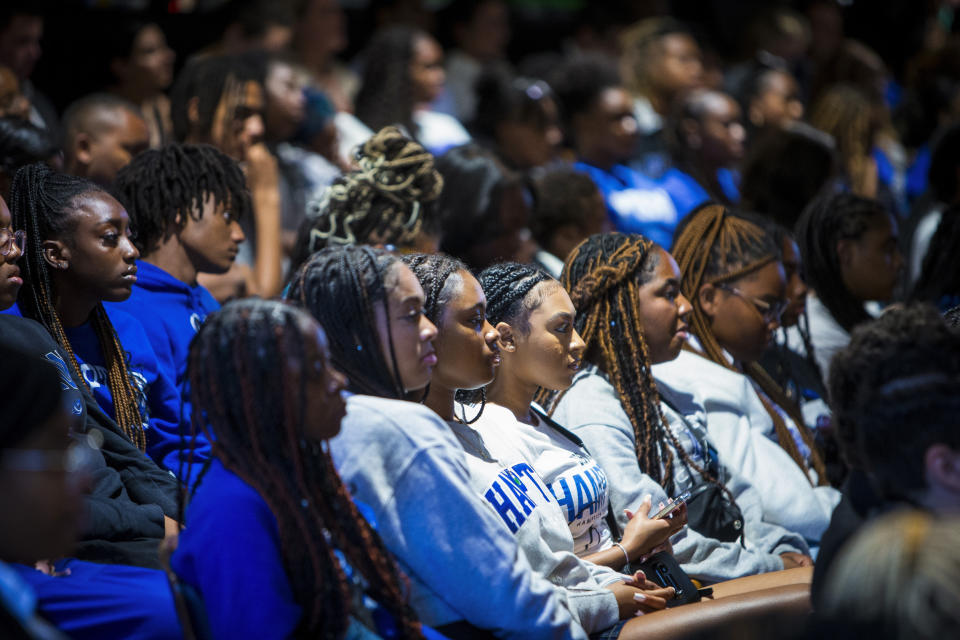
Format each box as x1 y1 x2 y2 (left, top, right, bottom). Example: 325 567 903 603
286 245 406 400
10 163 146 449
401 252 467 327
457 262 555 405
290 126 442 274
795 191 886 333
672 204 828 484
111 143 251 254
188 299 422 640
550 232 725 497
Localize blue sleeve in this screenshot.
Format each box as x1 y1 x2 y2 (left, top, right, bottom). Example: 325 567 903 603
172 472 303 639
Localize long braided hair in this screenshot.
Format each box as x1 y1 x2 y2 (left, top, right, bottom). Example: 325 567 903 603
10 163 146 450
543 232 722 496
290 126 443 275
672 204 828 483
188 299 422 640
112 143 251 255
286 245 407 400
795 191 887 333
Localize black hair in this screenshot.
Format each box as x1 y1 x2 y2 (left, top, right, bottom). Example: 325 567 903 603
477 261 554 337
619 16 695 95
0 1 43 33
170 53 260 143
286 245 407 400
740 123 838 230
290 126 442 275
471 67 556 141
61 93 144 150
530 167 602 249
10 163 145 449
111 143 251 254
827 303 960 497
926 123 960 204
188 298 422 640
911 205 960 308
354 25 425 137
0 341 63 447
0 117 57 190
225 0 294 40
401 252 468 327
435 143 525 268
549 54 621 148
945 305 960 329
795 191 889 333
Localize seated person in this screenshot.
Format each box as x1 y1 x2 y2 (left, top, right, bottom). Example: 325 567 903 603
436 144 536 270
551 55 678 249
10 164 187 483
109 143 249 482
656 205 839 547
811 304 960 606
173 299 437 639
61 93 150 187
794 191 904 382
656 89 745 216
290 125 443 276
530 168 612 278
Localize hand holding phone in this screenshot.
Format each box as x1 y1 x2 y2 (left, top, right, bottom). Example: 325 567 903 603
653 491 691 520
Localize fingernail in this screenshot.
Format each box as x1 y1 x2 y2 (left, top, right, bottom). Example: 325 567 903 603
633 593 647 602
634 610 645 617
643 494 652 502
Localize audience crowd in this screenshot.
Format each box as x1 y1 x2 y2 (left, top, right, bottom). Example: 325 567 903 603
1 1 959 638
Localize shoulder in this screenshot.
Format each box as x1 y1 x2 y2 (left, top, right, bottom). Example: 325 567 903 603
653 349 751 405
0 313 56 348
187 461 276 533
342 394 459 451
554 368 628 429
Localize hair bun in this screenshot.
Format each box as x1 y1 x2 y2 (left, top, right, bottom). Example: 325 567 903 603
353 126 443 205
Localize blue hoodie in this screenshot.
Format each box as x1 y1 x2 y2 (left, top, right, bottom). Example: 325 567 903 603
108 261 219 474
64 307 208 483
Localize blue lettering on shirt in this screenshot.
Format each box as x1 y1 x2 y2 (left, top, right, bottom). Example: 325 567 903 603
573 473 595 520
551 477 576 522
485 482 527 534
483 463 553 535
512 462 552 502
44 351 78 391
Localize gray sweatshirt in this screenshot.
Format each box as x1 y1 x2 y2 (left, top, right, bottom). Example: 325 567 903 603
330 394 587 640
448 412 622 633
553 368 809 583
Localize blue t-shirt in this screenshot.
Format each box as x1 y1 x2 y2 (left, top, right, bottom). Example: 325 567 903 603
64 307 200 481
574 161 680 249
174 459 447 640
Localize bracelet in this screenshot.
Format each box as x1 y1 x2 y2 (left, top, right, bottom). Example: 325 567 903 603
613 542 630 567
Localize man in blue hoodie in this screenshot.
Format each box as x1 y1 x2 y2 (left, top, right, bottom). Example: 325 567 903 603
109 143 248 482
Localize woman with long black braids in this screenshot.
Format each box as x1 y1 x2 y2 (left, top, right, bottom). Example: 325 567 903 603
171 299 429 640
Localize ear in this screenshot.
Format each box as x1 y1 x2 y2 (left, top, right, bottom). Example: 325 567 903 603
187 96 201 128
42 239 70 271
697 283 719 320
73 132 94 167
681 118 701 149
495 321 517 353
748 102 764 127
836 238 854 269
925 444 960 494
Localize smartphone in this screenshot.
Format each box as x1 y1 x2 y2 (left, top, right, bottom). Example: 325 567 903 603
653 491 691 519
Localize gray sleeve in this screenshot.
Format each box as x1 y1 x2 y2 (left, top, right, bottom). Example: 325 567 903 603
574 420 789 583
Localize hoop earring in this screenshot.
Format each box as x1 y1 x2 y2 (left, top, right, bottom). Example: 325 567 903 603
459 387 486 425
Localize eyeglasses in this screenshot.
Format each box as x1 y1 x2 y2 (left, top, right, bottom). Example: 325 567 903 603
716 283 787 324
0 227 24 257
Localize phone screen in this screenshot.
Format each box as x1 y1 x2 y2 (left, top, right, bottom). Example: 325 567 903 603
653 491 691 519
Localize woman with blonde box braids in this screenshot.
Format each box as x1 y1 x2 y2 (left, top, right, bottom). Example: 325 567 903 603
655 204 840 549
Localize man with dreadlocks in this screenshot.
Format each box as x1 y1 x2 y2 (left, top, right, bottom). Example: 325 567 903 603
656 204 840 550
170 52 283 299
289 125 443 275
109 143 249 483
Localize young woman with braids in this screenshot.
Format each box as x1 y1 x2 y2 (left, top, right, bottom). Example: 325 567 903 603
794 191 903 383
287 245 595 639
656 204 840 548
172 299 435 640
469 256 811 584
403 253 680 635
9 164 188 501
289 125 443 276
